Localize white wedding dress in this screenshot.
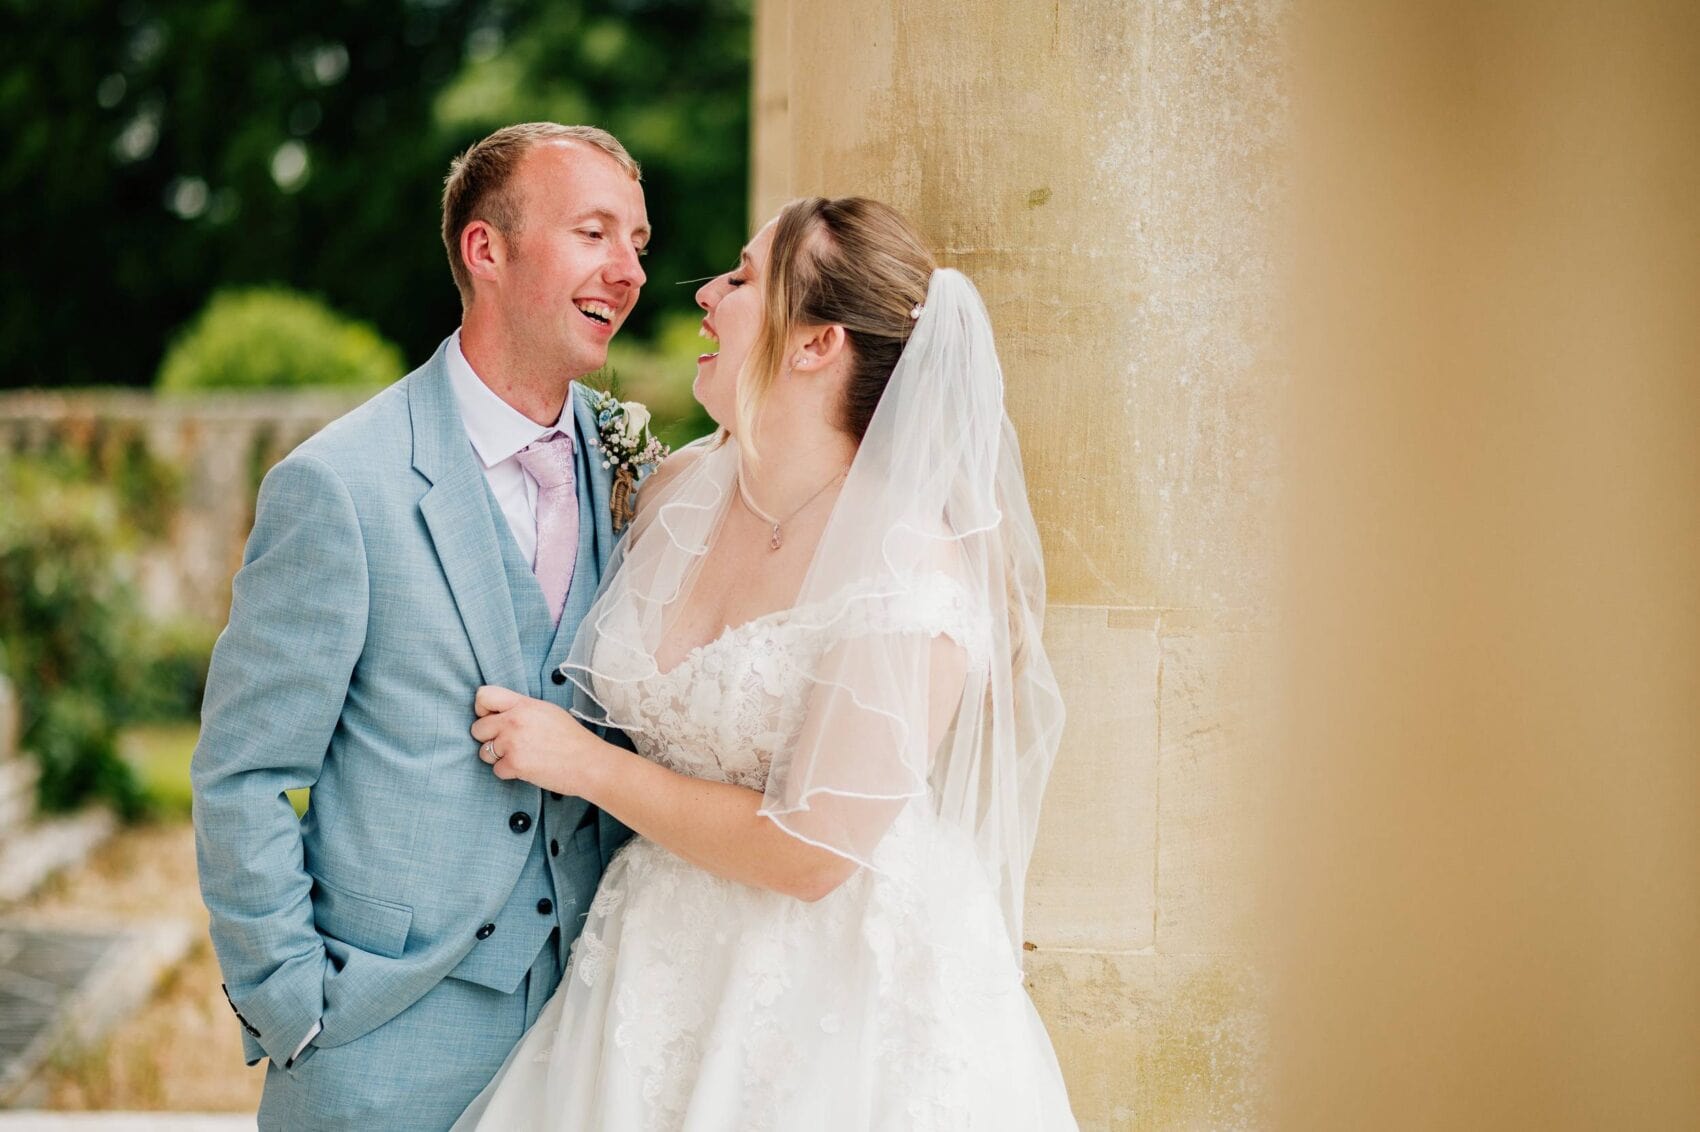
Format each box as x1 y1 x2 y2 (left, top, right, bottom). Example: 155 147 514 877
456 574 1078 1131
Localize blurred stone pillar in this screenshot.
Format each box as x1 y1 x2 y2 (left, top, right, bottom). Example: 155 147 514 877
754 2 1283 1126
1275 3 1700 1129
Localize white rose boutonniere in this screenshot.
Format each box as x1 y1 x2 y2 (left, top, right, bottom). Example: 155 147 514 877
588 389 670 532
617 401 651 446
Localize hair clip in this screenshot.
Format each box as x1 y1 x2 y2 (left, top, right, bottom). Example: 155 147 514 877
910 304 924 320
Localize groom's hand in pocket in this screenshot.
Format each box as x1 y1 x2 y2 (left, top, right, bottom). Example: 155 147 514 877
472 685 601 797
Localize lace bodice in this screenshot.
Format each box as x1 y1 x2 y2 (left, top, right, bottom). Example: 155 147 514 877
591 571 989 792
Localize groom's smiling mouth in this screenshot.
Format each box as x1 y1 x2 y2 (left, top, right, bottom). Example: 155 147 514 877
575 300 616 327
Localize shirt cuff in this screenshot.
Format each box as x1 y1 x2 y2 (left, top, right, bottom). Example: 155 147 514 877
287 1021 321 1066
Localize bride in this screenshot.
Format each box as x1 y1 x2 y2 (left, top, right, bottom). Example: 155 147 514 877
454 196 1077 1130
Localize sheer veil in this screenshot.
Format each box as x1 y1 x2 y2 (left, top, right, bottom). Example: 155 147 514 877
559 268 1065 957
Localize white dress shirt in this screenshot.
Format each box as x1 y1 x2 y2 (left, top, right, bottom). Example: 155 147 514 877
445 328 575 568
288 332 575 1066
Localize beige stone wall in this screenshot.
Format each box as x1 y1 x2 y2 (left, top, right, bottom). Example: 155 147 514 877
754 2 1283 1126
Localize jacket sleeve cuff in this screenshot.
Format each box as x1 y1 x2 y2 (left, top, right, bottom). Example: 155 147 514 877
286 1020 322 1067
240 1025 265 1067
223 948 327 1066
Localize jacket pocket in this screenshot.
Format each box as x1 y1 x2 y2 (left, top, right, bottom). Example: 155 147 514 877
312 874 413 959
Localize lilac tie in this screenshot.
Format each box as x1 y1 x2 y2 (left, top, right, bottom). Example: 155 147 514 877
515 432 578 625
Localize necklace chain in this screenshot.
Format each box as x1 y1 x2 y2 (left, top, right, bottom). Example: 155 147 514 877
737 467 846 551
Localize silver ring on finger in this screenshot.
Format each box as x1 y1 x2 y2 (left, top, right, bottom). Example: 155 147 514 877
481 741 495 759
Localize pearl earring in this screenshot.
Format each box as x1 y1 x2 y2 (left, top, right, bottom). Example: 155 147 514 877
793 356 808 368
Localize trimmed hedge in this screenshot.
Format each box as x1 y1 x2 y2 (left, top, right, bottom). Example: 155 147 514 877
158 287 405 392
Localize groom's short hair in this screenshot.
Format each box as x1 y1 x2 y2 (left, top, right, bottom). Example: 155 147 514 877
442 123 641 305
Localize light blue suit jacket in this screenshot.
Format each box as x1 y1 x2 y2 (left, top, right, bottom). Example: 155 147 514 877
192 339 630 1069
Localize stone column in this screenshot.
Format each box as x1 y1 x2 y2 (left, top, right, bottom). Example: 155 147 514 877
753 2 1283 1126
1273 4 1700 1128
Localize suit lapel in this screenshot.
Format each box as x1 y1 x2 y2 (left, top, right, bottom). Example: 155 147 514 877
410 342 528 694
574 382 616 569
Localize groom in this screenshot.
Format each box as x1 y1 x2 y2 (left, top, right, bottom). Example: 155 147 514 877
192 123 649 1130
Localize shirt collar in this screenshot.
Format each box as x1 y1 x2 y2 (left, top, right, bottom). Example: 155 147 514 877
446 328 573 469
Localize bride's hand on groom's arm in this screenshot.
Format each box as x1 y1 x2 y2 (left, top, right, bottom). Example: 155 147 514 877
471 685 609 797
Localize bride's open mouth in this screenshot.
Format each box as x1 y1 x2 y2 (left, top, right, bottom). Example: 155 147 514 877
698 321 719 361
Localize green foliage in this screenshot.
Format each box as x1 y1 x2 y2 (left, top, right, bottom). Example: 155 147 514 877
157 287 405 391
131 616 219 723
0 454 216 817
29 690 143 818
105 426 185 537
119 721 201 818
0 463 148 816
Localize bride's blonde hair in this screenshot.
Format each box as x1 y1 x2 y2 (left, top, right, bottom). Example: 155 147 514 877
732 200 1036 677
735 197 936 463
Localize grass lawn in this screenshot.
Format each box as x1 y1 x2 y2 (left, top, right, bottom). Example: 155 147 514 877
122 721 308 817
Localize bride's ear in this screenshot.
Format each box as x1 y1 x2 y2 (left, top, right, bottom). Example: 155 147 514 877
788 324 848 374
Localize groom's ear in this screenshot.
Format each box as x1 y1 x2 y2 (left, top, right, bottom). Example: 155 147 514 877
460 219 508 290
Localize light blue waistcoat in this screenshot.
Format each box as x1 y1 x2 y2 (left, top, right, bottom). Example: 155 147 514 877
447 475 604 991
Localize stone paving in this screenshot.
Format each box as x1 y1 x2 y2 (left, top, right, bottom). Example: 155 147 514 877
0 671 198 1113
0 922 194 1109
0 927 124 1104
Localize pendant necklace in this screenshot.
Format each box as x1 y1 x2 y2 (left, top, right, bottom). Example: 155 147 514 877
737 467 846 551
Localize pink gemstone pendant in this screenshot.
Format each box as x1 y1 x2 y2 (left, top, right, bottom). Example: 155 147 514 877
769 524 783 551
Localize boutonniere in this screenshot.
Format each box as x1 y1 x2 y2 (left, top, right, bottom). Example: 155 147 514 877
587 389 670 532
